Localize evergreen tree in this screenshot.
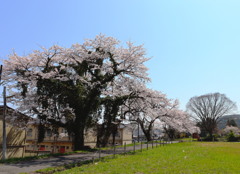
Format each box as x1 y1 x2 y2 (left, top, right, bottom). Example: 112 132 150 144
226 119 238 127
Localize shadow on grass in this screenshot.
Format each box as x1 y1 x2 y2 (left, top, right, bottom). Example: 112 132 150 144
0 148 97 164
35 150 138 174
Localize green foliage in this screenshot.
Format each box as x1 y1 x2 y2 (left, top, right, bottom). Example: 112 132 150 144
226 131 238 142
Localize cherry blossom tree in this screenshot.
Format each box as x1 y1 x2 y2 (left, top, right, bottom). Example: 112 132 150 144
3 34 199 149
123 86 199 141
2 35 150 150
222 126 240 135
162 110 200 139
162 109 200 134
122 86 181 141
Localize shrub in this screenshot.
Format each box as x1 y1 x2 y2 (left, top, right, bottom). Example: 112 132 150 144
226 131 238 142
202 134 218 141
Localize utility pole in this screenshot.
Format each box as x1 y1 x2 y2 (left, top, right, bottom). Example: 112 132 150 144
137 116 140 143
0 65 7 160
2 86 7 160
137 122 140 143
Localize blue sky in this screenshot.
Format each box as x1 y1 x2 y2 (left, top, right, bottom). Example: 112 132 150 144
1 0 240 111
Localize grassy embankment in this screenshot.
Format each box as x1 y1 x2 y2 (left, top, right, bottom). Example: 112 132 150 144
53 142 240 174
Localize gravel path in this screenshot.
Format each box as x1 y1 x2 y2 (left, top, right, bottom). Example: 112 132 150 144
0 141 176 174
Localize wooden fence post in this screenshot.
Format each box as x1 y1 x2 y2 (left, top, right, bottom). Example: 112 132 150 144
113 144 116 158
133 141 135 153
124 142 126 155
99 146 101 159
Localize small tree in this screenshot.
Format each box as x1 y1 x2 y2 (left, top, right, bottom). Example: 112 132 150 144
226 131 238 142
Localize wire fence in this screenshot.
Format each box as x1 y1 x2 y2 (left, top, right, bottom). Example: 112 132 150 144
91 139 175 163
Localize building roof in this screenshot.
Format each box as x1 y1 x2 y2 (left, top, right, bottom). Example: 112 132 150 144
0 105 31 128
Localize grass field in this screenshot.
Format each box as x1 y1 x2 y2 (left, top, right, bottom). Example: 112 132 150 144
54 142 240 174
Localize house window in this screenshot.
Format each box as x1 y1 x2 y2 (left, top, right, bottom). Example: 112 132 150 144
45 129 52 137
27 128 33 137
115 131 121 137
62 128 68 133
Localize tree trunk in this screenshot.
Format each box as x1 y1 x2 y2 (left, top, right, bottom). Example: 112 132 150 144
139 123 152 141
144 131 152 141
72 115 86 150
73 125 85 150
138 120 153 141
96 124 114 147
207 131 213 141
112 125 118 146
112 133 116 146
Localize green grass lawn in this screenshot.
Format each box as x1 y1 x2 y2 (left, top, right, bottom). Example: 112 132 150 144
54 142 240 174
